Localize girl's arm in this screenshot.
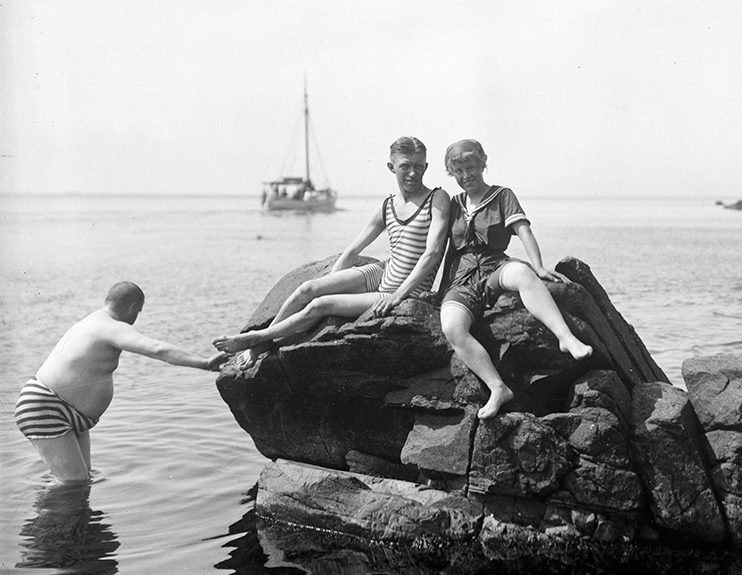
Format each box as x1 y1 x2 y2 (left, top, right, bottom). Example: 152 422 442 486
512 221 570 283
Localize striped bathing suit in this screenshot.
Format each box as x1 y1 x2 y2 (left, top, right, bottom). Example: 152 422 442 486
357 189 439 297
15 378 99 439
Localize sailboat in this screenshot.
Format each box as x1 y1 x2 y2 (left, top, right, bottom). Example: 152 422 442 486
261 85 337 212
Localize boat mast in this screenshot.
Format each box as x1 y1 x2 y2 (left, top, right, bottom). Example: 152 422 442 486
304 78 312 188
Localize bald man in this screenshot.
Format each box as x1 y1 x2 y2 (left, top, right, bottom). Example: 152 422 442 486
15 281 227 482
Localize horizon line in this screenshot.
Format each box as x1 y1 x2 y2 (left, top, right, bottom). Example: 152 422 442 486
0 191 736 202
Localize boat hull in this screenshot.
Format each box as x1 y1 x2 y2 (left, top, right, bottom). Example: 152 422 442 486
263 196 337 213
260 85 338 212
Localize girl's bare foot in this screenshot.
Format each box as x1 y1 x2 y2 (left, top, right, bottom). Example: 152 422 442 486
559 335 593 361
478 384 515 419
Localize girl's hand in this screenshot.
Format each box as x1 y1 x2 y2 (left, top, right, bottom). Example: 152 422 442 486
535 266 571 283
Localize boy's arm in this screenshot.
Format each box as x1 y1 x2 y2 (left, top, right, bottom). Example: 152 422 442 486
371 190 451 316
331 207 386 273
436 234 456 294
108 323 228 371
512 221 569 283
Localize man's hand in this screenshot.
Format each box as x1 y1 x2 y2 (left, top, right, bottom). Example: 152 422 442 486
205 351 230 371
535 266 571 284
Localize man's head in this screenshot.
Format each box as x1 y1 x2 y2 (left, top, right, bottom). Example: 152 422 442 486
105 281 145 324
387 136 428 195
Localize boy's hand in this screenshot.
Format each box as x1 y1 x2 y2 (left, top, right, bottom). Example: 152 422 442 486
370 294 403 317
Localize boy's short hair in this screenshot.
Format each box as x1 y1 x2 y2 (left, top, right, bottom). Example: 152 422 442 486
389 136 427 160
444 139 488 175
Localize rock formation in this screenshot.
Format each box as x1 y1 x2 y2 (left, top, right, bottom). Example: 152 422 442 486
216 255 741 572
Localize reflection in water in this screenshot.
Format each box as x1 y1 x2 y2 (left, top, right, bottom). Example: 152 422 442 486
213 484 471 575
214 484 742 575
16 481 119 574
215 484 305 574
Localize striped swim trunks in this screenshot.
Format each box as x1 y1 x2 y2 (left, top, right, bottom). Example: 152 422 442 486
355 261 392 295
15 378 99 439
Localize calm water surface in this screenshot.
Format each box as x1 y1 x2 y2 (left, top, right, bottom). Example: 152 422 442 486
1 193 740 573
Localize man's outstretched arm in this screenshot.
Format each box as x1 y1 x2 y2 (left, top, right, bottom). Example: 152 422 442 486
109 323 228 371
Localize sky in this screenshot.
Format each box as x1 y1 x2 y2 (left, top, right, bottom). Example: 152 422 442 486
1 0 741 198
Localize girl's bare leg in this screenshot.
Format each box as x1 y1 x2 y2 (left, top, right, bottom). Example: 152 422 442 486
500 263 593 360
440 304 514 419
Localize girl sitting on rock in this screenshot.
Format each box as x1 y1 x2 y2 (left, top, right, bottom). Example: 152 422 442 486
439 139 592 420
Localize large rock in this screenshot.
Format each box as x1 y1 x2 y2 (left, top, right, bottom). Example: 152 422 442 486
400 405 478 478
544 407 643 514
555 258 668 385
683 353 742 432
542 370 644 527
469 413 576 497
256 459 482 542
684 354 742 546
704 430 742 546
217 255 666 474
630 381 727 543
216 255 740 557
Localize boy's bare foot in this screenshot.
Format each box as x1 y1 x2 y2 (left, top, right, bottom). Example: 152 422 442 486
478 384 515 419
237 347 266 368
559 335 593 361
212 332 258 353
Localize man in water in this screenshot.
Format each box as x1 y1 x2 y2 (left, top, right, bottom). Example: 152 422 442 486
14 281 227 483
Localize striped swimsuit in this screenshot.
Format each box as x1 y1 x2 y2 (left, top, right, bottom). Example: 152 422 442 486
15 378 99 439
358 188 439 297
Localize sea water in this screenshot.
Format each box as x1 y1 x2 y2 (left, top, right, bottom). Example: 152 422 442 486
0 192 740 573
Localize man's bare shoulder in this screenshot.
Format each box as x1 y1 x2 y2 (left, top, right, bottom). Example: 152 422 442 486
76 309 117 327
75 309 138 341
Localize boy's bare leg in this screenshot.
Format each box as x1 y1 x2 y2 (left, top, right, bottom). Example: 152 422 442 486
212 331 262 353
270 267 370 327
214 268 370 363
30 433 90 483
230 292 385 367
440 305 514 419
500 263 593 360
249 291 382 343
